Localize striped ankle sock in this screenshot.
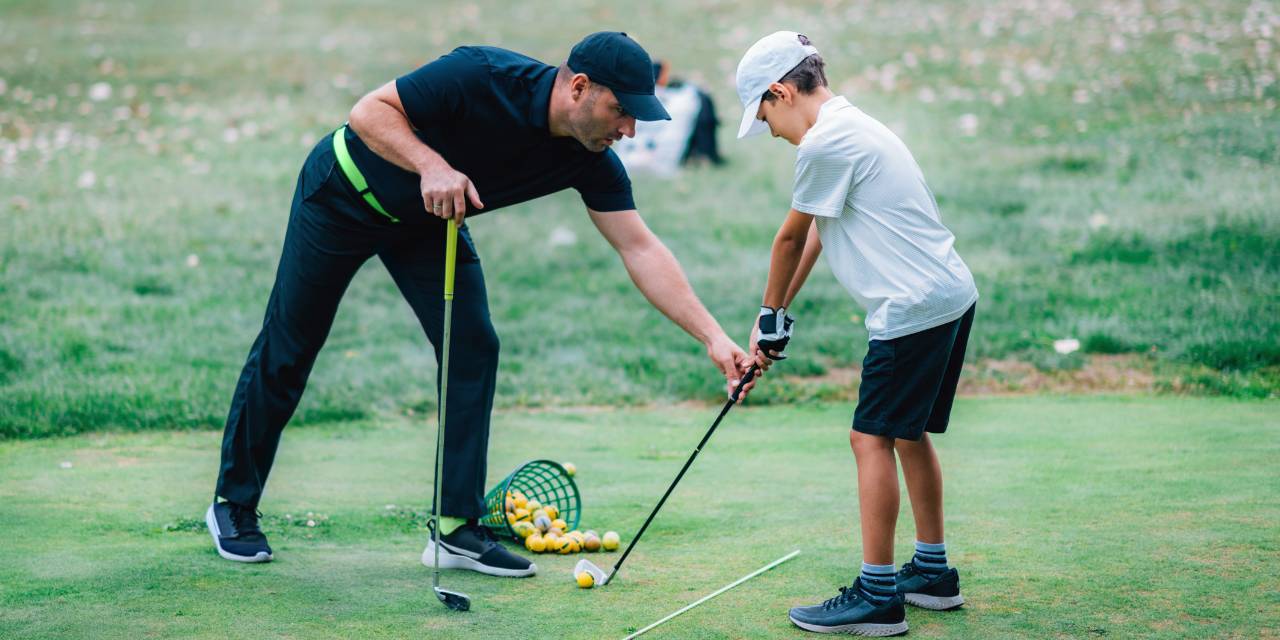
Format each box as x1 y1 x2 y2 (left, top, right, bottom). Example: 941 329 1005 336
912 540 948 577
858 562 898 604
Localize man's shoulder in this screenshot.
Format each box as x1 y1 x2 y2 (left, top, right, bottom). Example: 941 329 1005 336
458 46 554 81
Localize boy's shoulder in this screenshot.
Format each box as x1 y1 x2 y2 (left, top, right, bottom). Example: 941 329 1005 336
797 98 865 160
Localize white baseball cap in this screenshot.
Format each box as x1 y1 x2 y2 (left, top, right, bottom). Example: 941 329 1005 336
735 31 820 139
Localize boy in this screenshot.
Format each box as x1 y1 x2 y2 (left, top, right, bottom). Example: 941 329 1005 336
736 32 978 635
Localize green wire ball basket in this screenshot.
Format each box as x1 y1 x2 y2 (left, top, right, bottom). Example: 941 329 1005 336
482 459 581 542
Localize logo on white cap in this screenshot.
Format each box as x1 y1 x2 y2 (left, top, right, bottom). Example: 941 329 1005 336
735 31 820 139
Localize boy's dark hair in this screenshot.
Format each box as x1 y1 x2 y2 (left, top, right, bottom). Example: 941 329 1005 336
762 36 827 102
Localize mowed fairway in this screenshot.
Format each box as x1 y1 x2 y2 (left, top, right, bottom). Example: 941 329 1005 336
1 396 1276 639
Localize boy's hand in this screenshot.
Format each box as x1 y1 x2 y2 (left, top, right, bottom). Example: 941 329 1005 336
756 306 794 361
749 323 768 370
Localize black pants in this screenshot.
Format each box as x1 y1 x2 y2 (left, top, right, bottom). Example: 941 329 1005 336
215 134 497 518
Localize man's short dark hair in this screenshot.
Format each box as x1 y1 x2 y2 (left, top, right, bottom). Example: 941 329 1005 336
761 50 827 102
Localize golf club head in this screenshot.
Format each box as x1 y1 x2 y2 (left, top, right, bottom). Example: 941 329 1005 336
575 558 609 587
434 587 471 611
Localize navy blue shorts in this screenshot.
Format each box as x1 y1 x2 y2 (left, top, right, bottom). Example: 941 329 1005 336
853 304 975 441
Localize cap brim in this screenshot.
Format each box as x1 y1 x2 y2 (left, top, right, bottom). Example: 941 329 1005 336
615 91 671 122
737 96 768 139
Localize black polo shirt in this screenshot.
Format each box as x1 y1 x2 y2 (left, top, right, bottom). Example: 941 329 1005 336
343 46 636 222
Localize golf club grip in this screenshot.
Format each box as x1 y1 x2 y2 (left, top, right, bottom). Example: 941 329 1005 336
731 364 759 403
444 221 458 301
609 366 758 581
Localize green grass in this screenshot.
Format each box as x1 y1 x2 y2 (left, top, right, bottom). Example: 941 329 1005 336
1 396 1276 638
2 0 1278 438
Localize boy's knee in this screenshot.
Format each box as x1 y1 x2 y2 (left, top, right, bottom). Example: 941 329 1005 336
849 430 893 453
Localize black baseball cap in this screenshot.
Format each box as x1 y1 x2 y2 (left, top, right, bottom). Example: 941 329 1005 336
567 31 671 121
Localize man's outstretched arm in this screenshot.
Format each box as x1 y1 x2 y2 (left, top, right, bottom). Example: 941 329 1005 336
588 208 755 397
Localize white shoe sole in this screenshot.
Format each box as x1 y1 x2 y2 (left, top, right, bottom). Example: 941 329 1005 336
789 616 908 636
904 592 965 610
206 504 273 563
421 539 536 578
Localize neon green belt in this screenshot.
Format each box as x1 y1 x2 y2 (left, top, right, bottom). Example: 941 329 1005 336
332 125 399 223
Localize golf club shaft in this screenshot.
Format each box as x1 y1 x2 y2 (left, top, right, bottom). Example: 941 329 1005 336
623 549 800 639
431 222 460 593
607 364 759 584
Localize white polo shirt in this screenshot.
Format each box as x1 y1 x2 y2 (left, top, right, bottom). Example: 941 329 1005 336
792 96 978 342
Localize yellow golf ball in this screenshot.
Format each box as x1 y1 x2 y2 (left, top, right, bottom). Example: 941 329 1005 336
525 534 545 553
583 534 602 552
544 504 559 520
552 518 567 532
576 571 594 588
563 462 577 477
525 500 542 514
602 531 620 551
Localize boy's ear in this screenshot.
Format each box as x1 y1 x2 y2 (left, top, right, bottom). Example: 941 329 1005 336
769 81 791 103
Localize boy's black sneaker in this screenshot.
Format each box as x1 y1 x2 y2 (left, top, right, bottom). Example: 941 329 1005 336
788 578 908 636
421 522 536 578
895 563 965 610
206 501 273 563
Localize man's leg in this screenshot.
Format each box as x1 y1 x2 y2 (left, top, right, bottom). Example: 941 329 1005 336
380 225 534 577
379 224 497 520
215 182 376 510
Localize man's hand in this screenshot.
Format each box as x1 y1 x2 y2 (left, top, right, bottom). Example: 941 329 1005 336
705 334 758 400
420 164 483 224
756 306 795 363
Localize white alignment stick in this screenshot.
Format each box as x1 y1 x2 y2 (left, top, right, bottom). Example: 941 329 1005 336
622 550 802 640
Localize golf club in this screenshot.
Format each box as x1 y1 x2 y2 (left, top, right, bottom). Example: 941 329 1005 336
430 221 471 612
576 364 760 587
623 549 801 639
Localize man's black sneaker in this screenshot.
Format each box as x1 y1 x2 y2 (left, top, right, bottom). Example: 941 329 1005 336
421 522 536 578
895 563 965 610
788 578 908 636
206 501 273 563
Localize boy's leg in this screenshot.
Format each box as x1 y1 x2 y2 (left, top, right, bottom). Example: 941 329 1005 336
850 431 899 566
788 431 908 635
850 431 902 607
891 306 975 610
895 433 944 544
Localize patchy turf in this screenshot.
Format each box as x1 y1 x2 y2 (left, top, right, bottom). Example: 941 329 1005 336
1 396 1276 638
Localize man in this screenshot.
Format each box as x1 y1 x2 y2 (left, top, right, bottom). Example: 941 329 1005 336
206 32 754 578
